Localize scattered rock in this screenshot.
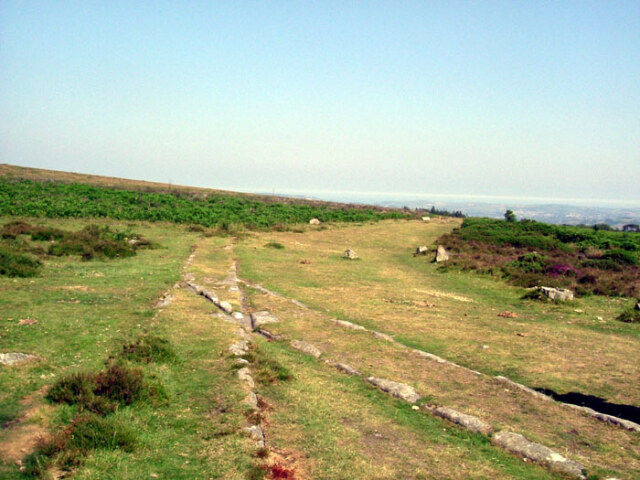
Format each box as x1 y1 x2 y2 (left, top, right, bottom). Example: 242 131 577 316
155 293 173 308
0 353 37 366
539 287 574 302
414 246 428 256
237 367 255 389
516 332 527 337
366 377 421 403
299 259 311 265
229 340 249 356
343 249 359 260
244 425 265 448
218 301 233 314
411 349 448 364
309 218 321 225
330 319 366 331
290 340 322 359
430 406 493 435
250 311 279 328
232 312 244 321
334 363 361 376
244 392 258 410
491 431 585 479
573 309 584 313
421 216 431 222
18 318 38 326
497 311 518 318
434 245 449 263
372 331 394 342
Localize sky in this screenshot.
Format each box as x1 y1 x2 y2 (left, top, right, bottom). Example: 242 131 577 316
1 1 639 206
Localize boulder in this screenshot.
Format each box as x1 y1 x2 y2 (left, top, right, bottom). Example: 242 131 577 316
414 246 428 256
291 340 322 358
434 245 449 263
540 287 574 301
491 431 585 479
309 218 321 225
366 376 421 403
250 311 279 328
343 249 359 260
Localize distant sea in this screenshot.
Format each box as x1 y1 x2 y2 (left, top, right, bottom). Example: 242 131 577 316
249 189 640 227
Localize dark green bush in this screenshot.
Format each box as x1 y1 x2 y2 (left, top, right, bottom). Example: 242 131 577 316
264 241 285 249
0 247 42 277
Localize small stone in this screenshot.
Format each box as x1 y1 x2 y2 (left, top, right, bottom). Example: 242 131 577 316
309 218 321 225
497 311 518 318
0 352 37 366
232 312 244 320
334 363 360 376
250 311 279 328
343 249 359 260
244 425 265 447
229 340 249 356
414 246 428 256
372 331 394 342
291 340 322 358
237 367 255 388
331 319 366 331
434 246 449 263
18 318 38 326
430 406 493 435
218 301 233 314
366 377 422 403
573 309 584 313
481 345 489 349
421 216 431 222
244 392 258 410
596 316 603 321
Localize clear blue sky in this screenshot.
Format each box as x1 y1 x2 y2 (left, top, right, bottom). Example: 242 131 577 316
1 1 639 204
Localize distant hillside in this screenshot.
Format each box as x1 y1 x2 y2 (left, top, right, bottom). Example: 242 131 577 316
0 164 397 213
0 164 409 227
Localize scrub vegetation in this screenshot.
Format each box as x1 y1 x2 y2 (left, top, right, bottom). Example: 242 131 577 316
436 217 640 297
0 178 408 229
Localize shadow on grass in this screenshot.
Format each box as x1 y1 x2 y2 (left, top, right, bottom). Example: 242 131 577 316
534 387 640 423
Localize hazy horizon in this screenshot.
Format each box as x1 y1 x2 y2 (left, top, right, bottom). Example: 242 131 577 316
2 2 639 204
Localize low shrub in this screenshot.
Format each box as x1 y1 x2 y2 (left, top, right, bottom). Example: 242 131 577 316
0 247 42 277
46 363 158 414
264 241 285 249
617 308 640 323
22 414 136 477
119 335 177 364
